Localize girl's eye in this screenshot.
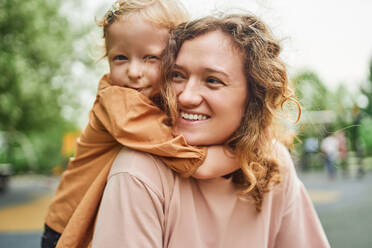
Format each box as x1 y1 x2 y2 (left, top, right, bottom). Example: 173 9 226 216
206 77 225 86
113 55 128 61
145 55 160 62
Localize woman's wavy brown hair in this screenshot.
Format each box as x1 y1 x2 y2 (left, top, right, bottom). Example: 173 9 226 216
161 14 301 211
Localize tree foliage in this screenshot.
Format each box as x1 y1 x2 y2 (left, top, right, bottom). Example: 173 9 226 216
361 60 372 116
292 70 329 111
0 0 89 173
360 60 372 155
293 63 372 158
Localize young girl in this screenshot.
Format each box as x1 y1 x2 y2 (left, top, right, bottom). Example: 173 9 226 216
43 1 238 247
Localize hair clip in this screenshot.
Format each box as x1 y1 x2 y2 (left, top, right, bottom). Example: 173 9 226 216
111 1 121 13
106 1 120 23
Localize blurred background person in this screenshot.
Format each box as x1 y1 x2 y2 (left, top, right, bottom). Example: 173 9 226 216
335 130 348 177
301 137 319 171
321 134 339 180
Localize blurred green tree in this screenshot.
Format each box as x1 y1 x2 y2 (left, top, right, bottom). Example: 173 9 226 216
361 60 372 116
292 70 331 139
0 0 91 173
331 84 354 128
292 70 329 111
360 60 372 155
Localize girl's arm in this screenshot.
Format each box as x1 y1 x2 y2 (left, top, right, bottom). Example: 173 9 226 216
93 75 207 177
192 146 240 179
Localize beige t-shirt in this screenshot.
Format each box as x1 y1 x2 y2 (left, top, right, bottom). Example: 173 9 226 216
48 75 206 248
93 147 330 248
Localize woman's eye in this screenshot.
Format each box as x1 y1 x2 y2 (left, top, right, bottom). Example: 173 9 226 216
206 77 225 86
171 71 184 81
113 55 128 61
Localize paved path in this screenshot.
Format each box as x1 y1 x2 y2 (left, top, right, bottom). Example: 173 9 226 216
0 175 58 248
299 171 372 248
0 172 371 247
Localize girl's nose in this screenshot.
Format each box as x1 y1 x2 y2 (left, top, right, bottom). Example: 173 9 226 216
127 60 143 81
177 78 203 108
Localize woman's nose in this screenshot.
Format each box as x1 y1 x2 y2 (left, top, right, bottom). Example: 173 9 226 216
127 60 143 81
177 79 203 107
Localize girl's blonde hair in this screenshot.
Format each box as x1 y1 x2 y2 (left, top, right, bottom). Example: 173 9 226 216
162 14 301 211
97 0 189 56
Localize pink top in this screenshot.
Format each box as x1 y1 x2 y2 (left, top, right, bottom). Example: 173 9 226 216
93 146 330 248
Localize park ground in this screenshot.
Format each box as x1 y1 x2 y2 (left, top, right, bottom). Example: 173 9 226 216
0 169 371 247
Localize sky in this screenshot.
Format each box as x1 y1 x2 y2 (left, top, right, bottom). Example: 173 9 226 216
78 0 372 93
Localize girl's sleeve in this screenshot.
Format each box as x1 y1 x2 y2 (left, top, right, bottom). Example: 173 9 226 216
92 172 164 248
91 76 206 177
274 143 330 248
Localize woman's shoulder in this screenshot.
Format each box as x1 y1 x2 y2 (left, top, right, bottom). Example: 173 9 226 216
272 140 297 177
270 140 301 195
109 147 176 196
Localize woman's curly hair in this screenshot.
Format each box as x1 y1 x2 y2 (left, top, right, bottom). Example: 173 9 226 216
161 14 301 211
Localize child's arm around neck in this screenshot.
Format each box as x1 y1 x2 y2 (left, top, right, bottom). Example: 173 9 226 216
94 74 206 174
103 74 239 179
192 146 239 179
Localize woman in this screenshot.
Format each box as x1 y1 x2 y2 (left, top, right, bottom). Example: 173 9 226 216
93 14 330 247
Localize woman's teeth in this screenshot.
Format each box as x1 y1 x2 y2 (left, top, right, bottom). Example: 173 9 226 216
181 112 208 121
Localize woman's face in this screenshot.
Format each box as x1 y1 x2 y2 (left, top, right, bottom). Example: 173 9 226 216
172 31 248 146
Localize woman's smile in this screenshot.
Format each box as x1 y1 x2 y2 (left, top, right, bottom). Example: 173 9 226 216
179 110 210 121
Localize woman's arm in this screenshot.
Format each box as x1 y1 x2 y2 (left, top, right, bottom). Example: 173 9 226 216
93 172 164 248
274 142 330 248
192 146 240 179
274 181 330 248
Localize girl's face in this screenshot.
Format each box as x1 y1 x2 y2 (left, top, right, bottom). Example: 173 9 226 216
106 14 169 97
172 31 248 146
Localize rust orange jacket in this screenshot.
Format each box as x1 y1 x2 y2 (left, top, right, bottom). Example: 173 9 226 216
45 74 206 247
